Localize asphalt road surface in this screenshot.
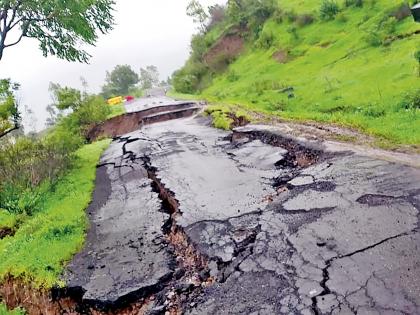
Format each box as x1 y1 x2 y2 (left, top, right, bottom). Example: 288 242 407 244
66 92 420 315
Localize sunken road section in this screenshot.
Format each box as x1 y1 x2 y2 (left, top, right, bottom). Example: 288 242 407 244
87 102 201 141
3 114 420 315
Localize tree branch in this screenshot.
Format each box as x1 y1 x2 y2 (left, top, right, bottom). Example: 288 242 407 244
0 125 19 139
4 31 24 47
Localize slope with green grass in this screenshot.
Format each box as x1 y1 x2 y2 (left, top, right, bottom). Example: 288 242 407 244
0 304 24 315
175 0 420 147
0 139 110 289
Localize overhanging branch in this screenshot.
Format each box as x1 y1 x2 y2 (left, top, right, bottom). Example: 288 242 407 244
0 125 19 139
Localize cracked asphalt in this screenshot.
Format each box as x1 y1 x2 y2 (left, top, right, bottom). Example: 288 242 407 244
65 95 420 315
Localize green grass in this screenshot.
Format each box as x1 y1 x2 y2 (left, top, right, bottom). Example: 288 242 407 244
181 0 420 147
0 304 25 315
107 104 126 118
0 210 19 231
167 90 201 100
204 104 252 130
0 139 110 289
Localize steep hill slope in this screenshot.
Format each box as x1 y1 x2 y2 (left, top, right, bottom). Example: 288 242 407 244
173 0 420 147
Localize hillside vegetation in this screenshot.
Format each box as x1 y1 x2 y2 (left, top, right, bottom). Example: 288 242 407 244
173 0 420 147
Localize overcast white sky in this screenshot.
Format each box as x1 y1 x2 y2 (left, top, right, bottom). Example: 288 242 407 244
0 0 226 131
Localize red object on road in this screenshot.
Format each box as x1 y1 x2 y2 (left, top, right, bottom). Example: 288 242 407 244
125 95 134 102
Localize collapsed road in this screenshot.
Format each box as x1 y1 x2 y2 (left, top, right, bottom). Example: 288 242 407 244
62 93 420 315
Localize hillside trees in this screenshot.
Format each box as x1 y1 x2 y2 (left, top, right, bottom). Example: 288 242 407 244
0 79 20 139
0 0 115 62
0 84 110 215
139 65 160 90
101 65 139 98
173 0 278 93
187 0 208 32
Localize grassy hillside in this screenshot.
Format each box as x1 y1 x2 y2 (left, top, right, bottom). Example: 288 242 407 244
0 140 110 289
174 0 420 147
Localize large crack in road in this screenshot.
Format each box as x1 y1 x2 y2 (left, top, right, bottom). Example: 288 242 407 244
60 109 420 315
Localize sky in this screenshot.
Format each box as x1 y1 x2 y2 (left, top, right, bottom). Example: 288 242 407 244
0 0 226 131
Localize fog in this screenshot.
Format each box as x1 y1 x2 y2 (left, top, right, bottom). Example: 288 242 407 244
0 0 226 131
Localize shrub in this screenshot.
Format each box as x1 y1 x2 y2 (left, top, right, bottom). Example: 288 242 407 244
207 52 235 73
211 110 233 130
227 70 240 82
273 8 284 23
382 17 397 35
320 0 340 20
0 183 47 216
296 14 315 27
363 30 382 47
287 26 299 41
285 10 297 23
336 12 348 23
75 95 110 131
0 85 110 215
415 50 420 77
256 29 275 49
344 0 363 7
398 89 420 111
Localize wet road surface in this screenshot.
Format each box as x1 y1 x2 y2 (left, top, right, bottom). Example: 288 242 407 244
125 88 192 113
66 95 420 315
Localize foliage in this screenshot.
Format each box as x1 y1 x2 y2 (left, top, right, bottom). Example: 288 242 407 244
296 14 315 27
205 105 251 130
415 50 420 64
415 50 420 77
139 65 160 90
0 140 110 288
345 0 363 7
108 104 126 119
0 132 81 215
184 0 420 146
208 5 226 29
174 0 280 95
0 0 115 62
0 79 21 138
101 65 139 98
227 0 276 34
256 28 276 49
0 303 25 315
187 0 209 33
319 0 340 20
398 89 420 111
0 84 110 215
172 60 208 94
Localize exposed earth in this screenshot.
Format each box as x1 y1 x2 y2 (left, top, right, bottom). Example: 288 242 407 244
63 90 420 315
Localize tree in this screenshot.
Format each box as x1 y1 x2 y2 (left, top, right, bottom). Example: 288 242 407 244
50 83 110 130
139 65 160 90
208 4 226 29
0 0 115 62
226 0 276 32
187 0 208 33
0 79 20 138
101 65 139 98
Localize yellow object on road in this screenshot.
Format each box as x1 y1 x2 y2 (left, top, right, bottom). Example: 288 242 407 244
107 96 123 105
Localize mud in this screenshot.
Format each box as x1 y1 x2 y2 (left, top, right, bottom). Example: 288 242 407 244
204 32 244 70
0 228 13 239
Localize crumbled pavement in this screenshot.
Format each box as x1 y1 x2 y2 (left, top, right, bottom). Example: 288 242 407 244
65 113 420 315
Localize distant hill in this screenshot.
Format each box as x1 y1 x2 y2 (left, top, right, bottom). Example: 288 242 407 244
173 0 420 146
